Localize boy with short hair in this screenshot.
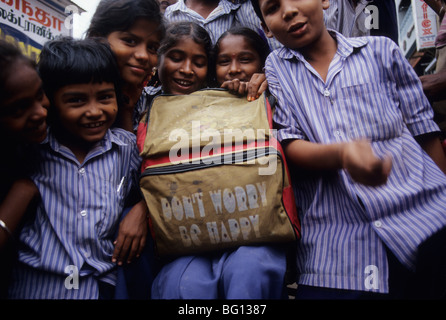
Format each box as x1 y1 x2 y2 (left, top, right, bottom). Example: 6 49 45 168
251 0 446 298
8 37 149 299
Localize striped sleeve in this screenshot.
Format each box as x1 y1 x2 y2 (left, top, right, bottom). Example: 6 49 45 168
381 38 440 136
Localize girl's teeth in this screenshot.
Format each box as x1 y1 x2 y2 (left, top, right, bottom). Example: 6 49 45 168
84 122 103 128
178 80 191 86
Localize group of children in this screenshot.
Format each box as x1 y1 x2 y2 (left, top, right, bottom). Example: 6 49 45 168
1 0 446 300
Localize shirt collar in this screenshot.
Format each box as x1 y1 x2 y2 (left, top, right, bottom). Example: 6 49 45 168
43 127 127 156
277 29 369 61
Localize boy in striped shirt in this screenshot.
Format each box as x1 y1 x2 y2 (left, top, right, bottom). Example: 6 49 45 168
164 0 282 50
8 38 150 299
251 0 446 299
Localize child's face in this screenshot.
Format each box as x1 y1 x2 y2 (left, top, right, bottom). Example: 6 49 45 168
258 0 329 50
53 82 118 146
0 60 48 144
215 34 263 85
158 36 208 95
107 19 162 87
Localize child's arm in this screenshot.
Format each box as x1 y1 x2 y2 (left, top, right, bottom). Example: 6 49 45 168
0 179 39 249
284 139 392 187
112 199 149 265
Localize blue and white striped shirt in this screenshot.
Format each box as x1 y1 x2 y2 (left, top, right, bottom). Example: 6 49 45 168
265 31 446 293
164 0 282 50
9 127 141 299
133 86 163 131
324 0 373 37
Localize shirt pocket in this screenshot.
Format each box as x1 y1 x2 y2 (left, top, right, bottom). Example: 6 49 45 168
94 175 126 240
339 81 404 141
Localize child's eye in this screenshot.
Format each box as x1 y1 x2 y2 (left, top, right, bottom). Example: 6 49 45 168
1 102 28 118
66 97 84 104
36 87 45 101
263 3 279 15
99 94 116 102
4 100 28 118
122 37 137 46
167 52 183 63
194 58 207 68
147 43 159 55
240 57 254 64
217 57 231 66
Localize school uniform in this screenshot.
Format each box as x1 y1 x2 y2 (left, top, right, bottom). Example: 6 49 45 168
164 0 282 50
8 127 141 299
265 30 446 296
324 0 373 37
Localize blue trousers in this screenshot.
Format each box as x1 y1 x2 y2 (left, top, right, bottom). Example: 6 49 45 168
151 245 288 299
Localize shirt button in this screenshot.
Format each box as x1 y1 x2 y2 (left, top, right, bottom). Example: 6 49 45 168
80 210 87 217
324 89 330 97
79 168 86 174
374 220 382 228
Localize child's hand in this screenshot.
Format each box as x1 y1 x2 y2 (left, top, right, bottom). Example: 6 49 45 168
247 73 267 102
220 73 268 101
341 140 392 187
220 78 249 96
112 200 148 265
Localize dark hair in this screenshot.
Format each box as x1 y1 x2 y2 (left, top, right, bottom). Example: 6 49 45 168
86 0 165 38
0 40 35 100
215 27 270 68
156 21 213 84
250 0 265 24
158 21 213 58
38 37 122 109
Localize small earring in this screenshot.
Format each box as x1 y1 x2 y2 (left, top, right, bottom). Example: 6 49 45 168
151 67 157 76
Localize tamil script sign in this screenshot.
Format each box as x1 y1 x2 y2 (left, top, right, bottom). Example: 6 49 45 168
0 0 80 59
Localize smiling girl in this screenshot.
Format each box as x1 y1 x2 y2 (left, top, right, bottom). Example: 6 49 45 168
156 21 213 95
86 0 165 132
0 40 49 298
214 26 270 100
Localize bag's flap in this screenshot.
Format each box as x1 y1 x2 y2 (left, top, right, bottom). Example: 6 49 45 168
141 89 271 159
